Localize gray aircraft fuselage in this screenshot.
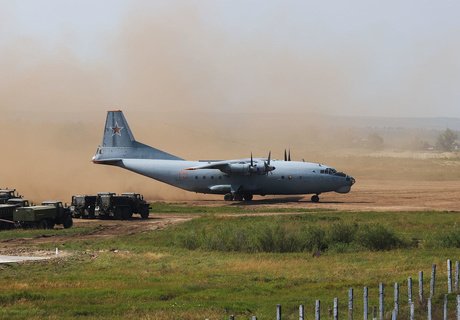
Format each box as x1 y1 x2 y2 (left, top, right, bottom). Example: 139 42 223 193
92 111 355 201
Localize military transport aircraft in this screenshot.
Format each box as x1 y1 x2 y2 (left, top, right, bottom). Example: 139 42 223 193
92 111 355 202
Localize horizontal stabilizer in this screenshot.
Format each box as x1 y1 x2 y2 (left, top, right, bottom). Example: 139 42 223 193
93 110 183 163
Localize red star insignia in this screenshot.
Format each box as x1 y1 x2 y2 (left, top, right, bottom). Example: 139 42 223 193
110 121 124 136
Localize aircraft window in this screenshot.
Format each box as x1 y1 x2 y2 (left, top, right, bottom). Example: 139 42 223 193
281 176 285 179
195 176 198 179
299 176 302 179
320 170 325 174
211 176 214 179
218 176 222 180
202 176 206 179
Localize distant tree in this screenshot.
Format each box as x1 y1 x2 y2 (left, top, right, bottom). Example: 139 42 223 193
436 128 458 151
367 133 384 150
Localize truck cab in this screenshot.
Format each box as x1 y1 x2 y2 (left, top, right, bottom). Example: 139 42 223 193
0 189 20 204
7 198 30 208
41 201 73 228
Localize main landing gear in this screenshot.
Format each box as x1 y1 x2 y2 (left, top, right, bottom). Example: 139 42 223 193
311 194 320 203
224 193 253 201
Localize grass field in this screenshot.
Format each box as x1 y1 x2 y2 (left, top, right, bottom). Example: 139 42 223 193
0 204 459 319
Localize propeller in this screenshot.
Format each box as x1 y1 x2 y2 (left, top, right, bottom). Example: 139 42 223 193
264 151 275 173
284 149 291 161
250 152 253 167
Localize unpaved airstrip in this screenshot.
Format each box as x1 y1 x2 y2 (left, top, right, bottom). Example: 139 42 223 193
0 179 457 258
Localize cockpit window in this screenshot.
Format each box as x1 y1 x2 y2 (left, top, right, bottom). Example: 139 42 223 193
321 168 339 175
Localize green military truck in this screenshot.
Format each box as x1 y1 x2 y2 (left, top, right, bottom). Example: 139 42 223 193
94 192 150 220
14 201 73 229
121 193 150 219
70 195 97 218
0 198 31 230
0 188 22 204
0 204 16 229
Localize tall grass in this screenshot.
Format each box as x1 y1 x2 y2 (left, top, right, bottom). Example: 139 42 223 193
176 219 407 253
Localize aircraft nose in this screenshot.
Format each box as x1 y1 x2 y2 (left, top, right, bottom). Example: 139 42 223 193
346 176 356 186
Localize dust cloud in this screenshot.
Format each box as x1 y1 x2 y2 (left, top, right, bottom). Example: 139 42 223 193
0 2 458 202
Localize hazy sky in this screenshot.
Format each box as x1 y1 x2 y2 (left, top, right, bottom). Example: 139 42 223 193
1 0 460 118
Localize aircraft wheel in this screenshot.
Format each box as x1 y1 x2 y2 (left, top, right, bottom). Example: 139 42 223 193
243 194 253 201
234 194 243 201
224 193 233 201
311 195 320 203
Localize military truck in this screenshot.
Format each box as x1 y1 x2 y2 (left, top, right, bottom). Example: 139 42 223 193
121 193 150 219
6 198 30 208
0 199 31 230
95 192 131 219
70 195 97 218
0 188 21 204
14 201 73 229
0 204 16 229
94 192 150 220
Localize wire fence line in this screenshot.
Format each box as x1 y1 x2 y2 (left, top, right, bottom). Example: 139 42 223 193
222 259 460 320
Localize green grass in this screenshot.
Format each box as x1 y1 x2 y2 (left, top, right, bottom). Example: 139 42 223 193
0 208 459 319
0 226 98 241
150 201 333 215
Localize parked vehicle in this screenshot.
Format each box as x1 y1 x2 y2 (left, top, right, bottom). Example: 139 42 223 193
0 188 21 204
70 195 97 218
14 201 73 229
94 192 150 220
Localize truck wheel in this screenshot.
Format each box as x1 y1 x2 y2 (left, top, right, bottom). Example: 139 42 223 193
140 208 149 219
63 216 73 229
47 220 55 229
38 219 48 229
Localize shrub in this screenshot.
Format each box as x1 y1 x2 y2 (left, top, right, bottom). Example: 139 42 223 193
328 223 357 244
356 224 405 251
434 231 460 248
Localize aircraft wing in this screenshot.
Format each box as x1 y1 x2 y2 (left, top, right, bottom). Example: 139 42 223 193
185 157 274 175
185 159 249 172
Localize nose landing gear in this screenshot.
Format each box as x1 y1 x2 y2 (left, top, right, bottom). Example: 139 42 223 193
311 194 320 203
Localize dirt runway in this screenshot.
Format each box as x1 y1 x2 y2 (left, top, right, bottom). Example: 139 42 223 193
179 179 460 212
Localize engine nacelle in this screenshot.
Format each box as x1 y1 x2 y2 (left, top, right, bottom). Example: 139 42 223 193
221 161 275 175
226 163 251 175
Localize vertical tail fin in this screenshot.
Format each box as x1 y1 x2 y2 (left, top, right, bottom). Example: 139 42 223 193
102 110 136 148
92 110 183 163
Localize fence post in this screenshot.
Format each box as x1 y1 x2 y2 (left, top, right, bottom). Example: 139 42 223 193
430 264 436 298
443 294 448 320
379 283 384 320
372 306 377 320
333 297 339 320
277 304 282 320
394 282 399 314
408 277 413 303
299 304 304 320
364 287 368 320
409 302 415 320
419 271 424 303
391 309 397 320
315 300 321 320
457 295 460 320
427 298 432 320
348 288 353 320
455 261 459 292
449 259 453 294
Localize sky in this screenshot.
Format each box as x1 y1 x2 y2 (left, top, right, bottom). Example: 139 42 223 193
1 0 460 201
1 0 460 119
